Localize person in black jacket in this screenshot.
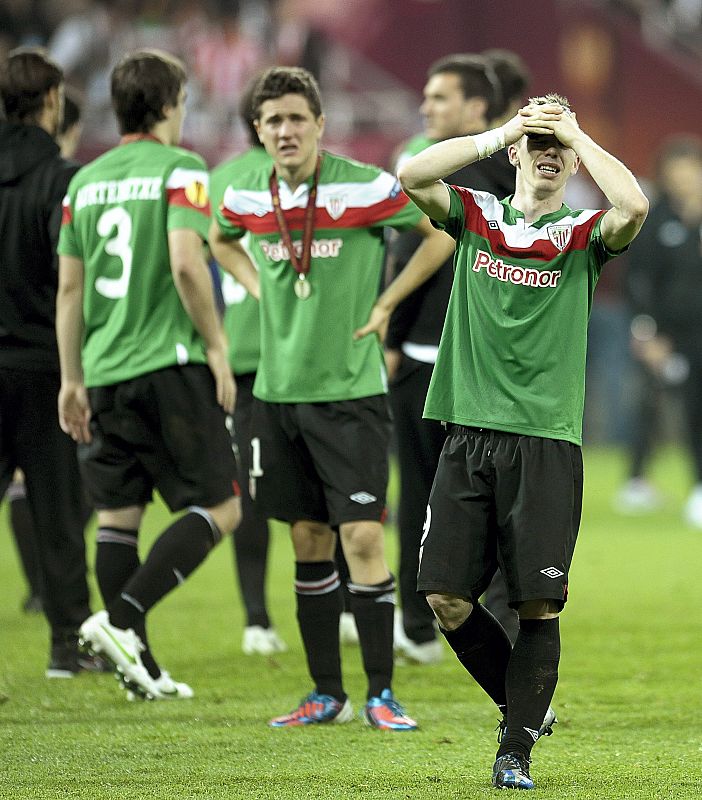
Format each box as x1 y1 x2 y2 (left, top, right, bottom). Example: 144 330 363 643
617 135 702 526
388 52 531 662
0 47 100 677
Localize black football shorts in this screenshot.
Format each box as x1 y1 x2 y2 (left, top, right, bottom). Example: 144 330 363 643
417 425 583 609
249 395 391 526
80 365 239 511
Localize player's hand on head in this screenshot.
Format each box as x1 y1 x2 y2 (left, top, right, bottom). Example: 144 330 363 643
58 382 92 444
548 107 581 148
206 346 236 414
521 103 580 147
502 108 530 146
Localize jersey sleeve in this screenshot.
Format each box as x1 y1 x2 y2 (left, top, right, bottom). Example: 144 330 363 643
430 183 468 240
589 212 629 267
214 184 248 240
57 189 80 258
366 171 423 232
165 154 211 240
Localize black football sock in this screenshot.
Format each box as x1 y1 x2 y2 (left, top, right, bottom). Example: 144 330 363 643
333 535 353 613
108 509 221 632
441 602 512 711
8 484 44 598
232 505 270 628
348 575 395 699
95 527 140 607
95 527 160 678
497 617 560 760
295 561 345 701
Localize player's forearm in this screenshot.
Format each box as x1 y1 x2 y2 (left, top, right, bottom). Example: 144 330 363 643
375 227 455 314
56 266 85 385
572 133 649 233
210 234 260 300
173 261 228 353
398 136 482 190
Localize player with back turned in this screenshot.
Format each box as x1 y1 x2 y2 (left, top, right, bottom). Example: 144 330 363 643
399 95 647 787
57 49 241 701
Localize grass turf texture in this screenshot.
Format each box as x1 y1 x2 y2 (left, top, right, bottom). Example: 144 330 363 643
1 447 701 799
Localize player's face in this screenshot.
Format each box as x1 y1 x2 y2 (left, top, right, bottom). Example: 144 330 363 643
511 133 579 196
420 73 485 140
255 94 324 177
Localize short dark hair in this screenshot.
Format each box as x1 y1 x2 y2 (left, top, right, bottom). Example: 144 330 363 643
111 49 187 134
251 66 322 121
427 54 502 122
239 71 264 147
482 49 531 118
0 47 63 124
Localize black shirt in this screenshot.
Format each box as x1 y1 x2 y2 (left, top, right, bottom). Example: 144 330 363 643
0 121 79 371
386 149 515 350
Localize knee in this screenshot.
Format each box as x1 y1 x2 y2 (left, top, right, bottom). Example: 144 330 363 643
207 496 241 537
518 598 560 620
291 520 335 560
426 592 472 631
340 522 384 562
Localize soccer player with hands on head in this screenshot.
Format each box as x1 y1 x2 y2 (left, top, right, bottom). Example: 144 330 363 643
398 94 648 789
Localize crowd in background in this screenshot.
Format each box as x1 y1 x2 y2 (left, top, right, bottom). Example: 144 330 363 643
0 0 422 169
1 0 702 462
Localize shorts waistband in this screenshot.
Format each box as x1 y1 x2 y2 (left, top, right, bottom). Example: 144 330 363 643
444 423 486 435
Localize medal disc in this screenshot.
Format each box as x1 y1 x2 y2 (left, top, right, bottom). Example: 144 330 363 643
294 277 311 299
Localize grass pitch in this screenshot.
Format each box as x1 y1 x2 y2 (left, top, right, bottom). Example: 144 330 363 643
1 447 701 799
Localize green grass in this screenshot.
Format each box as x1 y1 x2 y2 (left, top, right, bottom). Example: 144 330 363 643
1 447 701 798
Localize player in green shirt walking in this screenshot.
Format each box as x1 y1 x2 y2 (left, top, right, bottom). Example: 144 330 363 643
57 50 241 701
398 94 648 788
211 66 454 730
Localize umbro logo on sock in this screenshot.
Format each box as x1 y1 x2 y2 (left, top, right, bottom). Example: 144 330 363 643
350 491 377 504
523 727 540 742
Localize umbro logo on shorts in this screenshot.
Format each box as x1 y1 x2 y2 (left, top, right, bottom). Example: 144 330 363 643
350 491 377 505
540 567 564 579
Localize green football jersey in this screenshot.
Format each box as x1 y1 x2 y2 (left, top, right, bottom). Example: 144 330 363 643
425 185 624 445
215 151 423 403
58 136 211 387
210 146 272 375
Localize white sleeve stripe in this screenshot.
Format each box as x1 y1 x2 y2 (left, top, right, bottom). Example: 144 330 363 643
222 171 401 216
166 168 209 190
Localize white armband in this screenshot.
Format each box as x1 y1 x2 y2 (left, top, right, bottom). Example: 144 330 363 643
472 128 506 160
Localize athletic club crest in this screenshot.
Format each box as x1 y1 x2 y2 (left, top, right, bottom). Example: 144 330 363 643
546 223 572 251
324 194 347 220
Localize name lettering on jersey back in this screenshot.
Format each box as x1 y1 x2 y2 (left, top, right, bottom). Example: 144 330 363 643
472 250 561 288
75 177 163 210
260 238 344 262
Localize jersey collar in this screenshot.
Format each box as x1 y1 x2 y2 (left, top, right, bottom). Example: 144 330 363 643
119 133 163 146
500 195 575 228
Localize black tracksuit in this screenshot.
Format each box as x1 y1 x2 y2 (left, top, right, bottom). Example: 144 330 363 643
0 120 91 642
387 151 520 644
625 195 702 481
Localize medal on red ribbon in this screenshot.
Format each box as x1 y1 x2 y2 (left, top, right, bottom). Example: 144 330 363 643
269 155 322 300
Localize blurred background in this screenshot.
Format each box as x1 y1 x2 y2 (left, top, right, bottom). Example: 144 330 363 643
2 0 702 455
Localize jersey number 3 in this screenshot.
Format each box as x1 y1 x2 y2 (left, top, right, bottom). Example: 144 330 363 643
95 207 133 299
